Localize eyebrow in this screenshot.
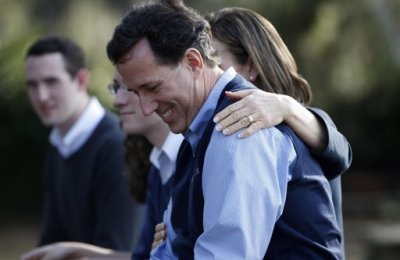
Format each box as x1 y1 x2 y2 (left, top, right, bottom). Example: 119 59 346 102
26 76 58 84
26 79 36 86
136 80 163 90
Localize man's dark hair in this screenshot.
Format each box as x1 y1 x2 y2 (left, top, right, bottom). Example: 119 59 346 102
107 0 219 67
25 36 86 78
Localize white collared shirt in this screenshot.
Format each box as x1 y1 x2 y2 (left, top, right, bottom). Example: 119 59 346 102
49 97 105 158
149 132 184 184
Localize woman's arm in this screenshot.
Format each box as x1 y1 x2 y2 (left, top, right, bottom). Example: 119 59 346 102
214 89 326 150
214 89 352 178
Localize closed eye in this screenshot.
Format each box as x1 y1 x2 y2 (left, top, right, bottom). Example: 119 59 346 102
133 80 163 96
148 82 161 92
127 88 139 96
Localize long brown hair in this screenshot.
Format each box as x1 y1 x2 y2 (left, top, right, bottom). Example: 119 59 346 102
207 7 312 105
124 134 153 204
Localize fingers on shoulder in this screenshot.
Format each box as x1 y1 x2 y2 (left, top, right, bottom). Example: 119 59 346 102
238 121 264 138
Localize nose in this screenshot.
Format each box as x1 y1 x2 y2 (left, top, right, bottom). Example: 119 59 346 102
139 93 158 116
37 85 50 102
113 88 128 109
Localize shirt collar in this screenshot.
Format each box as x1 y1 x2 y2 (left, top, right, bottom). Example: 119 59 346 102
185 67 236 150
49 97 105 158
162 132 184 164
150 132 184 184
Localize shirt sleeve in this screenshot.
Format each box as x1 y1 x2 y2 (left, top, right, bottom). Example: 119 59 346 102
307 107 353 180
195 127 296 259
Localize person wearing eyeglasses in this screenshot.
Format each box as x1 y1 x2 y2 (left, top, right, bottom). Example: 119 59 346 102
23 36 138 251
21 68 183 260
21 6 350 258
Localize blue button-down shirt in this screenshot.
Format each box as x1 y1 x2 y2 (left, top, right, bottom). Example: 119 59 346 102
151 68 296 259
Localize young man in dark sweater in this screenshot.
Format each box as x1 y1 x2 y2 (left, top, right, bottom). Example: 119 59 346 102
24 36 139 250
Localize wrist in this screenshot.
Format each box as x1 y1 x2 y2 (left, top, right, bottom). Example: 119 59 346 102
280 95 299 123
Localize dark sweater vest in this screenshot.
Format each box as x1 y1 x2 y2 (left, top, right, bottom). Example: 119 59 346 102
170 74 342 259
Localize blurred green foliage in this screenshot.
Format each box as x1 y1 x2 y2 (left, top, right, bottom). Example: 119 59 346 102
1 0 399 217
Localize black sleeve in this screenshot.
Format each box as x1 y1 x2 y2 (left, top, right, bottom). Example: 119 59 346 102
92 130 137 250
38 149 67 245
307 107 353 180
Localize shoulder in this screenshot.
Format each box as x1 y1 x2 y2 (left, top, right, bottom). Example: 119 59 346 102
208 125 296 162
91 112 124 146
147 166 161 183
203 125 296 197
98 112 122 132
80 112 124 167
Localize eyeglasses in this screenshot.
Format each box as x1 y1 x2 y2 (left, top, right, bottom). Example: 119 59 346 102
107 82 129 95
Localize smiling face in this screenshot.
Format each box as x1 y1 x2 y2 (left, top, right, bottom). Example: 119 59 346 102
112 70 163 135
25 53 87 132
116 38 206 134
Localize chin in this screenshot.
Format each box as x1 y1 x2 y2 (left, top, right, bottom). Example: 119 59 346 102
168 123 186 134
122 125 141 135
121 125 132 134
40 117 58 127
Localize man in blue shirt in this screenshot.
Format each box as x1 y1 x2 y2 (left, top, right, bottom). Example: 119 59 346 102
107 0 342 259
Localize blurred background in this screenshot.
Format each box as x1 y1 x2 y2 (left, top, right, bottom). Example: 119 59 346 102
0 0 399 259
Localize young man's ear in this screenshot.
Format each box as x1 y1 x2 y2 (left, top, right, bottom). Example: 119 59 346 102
184 48 204 78
75 68 91 90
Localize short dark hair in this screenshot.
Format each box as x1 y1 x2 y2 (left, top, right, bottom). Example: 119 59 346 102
25 36 86 78
107 0 219 67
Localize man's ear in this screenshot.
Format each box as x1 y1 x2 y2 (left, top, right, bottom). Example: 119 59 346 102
184 48 204 78
75 68 90 91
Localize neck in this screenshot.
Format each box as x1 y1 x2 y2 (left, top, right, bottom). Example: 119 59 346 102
202 67 224 100
146 122 170 149
57 95 90 136
189 67 224 125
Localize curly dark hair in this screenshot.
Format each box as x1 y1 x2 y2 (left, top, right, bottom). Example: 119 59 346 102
124 134 153 204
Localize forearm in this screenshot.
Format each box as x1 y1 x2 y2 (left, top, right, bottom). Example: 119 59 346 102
21 242 131 260
84 251 131 260
307 107 352 178
283 95 327 153
61 243 130 259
